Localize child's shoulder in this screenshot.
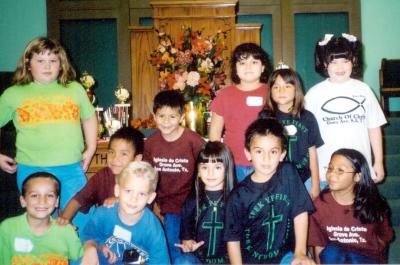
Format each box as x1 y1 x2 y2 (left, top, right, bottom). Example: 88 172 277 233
181 128 205 141
0 213 23 229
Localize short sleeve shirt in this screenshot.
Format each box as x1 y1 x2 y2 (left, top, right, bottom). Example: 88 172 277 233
224 162 314 264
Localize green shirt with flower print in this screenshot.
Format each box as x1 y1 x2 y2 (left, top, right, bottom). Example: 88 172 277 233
0 81 95 166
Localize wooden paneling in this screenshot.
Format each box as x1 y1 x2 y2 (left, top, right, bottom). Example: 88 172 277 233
235 23 261 45
129 27 159 119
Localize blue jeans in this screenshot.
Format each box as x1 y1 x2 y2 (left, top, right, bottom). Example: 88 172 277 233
235 165 254 182
17 162 94 231
174 253 202 265
319 244 379 264
164 213 182 263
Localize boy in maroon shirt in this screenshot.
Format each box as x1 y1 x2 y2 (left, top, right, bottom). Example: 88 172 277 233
143 90 205 262
59 127 144 227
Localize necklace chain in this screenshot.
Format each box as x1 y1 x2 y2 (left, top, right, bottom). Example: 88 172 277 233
205 193 223 212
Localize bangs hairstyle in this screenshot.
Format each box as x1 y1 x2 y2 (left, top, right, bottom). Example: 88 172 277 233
21 172 61 197
265 68 305 117
245 117 287 151
327 149 389 224
13 36 76 86
153 90 185 115
195 141 236 202
231 43 270 84
315 36 362 78
117 161 158 192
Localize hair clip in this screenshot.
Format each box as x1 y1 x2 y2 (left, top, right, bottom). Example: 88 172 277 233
275 61 290 70
318 34 334 46
342 33 357 42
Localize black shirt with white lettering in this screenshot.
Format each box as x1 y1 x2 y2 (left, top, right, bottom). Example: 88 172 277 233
224 162 314 264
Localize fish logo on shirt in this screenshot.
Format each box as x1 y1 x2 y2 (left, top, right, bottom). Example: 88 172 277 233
321 96 365 115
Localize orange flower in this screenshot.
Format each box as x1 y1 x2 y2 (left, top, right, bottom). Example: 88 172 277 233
167 72 176 89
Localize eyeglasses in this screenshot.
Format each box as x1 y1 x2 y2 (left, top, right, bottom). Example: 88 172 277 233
324 167 355 176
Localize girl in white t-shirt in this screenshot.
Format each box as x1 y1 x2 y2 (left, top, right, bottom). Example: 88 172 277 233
305 34 386 185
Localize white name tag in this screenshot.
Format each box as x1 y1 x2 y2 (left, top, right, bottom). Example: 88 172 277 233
113 225 132 242
14 237 34 253
246 96 263 106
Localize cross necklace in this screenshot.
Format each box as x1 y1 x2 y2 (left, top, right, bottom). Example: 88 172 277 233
205 192 223 212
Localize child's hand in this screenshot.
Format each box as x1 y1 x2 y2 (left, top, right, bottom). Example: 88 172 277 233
101 244 117 264
291 253 315 265
373 162 385 183
81 149 96 172
54 216 71 227
175 240 205 252
0 154 17 174
103 197 118 208
81 244 99 265
309 185 320 200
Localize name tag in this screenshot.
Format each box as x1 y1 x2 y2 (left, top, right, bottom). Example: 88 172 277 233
284 125 297 136
113 225 132 242
14 237 34 253
246 96 263 106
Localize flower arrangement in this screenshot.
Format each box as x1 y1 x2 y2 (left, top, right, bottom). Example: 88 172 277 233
150 26 227 105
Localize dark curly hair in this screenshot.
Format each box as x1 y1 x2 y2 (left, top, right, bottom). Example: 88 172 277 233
231 43 270 84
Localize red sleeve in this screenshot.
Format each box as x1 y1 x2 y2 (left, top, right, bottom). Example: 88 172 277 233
73 171 101 213
308 202 327 247
375 213 394 243
209 86 229 116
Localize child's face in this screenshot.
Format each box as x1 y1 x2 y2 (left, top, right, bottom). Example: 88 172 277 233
153 106 184 140
327 58 352 83
198 160 225 191
236 55 265 85
245 134 286 181
29 51 61 85
271 75 295 112
115 175 156 220
326 154 360 193
20 177 59 221
107 139 138 175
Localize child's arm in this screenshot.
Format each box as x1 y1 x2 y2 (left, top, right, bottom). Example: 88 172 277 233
291 212 315 265
308 146 320 199
81 115 97 172
0 154 17 174
62 198 82 222
313 246 324 264
81 241 100 265
368 127 385 183
208 112 224 141
227 241 242 265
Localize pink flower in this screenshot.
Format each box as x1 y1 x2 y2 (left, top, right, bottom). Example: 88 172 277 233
173 71 188 91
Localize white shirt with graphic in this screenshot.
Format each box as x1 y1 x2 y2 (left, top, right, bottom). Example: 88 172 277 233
305 78 386 180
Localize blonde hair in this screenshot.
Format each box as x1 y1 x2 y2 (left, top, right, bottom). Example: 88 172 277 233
117 161 158 192
13 36 76 86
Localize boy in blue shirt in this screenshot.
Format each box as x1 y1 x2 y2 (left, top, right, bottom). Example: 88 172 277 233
81 161 170 264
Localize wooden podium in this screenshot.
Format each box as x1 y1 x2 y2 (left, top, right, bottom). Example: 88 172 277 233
129 0 261 119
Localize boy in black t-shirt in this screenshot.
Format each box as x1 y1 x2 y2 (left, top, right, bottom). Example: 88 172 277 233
224 118 315 265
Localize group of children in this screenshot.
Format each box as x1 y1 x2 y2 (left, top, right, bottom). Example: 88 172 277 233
0 33 394 265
